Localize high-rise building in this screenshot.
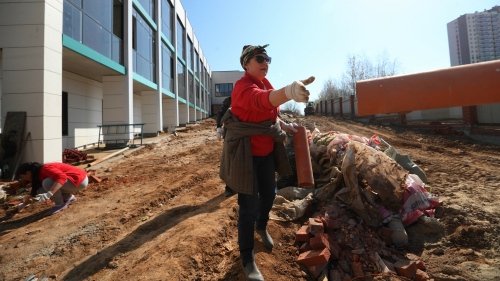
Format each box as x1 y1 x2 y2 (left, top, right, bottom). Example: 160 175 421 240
0 0 213 163
447 6 500 66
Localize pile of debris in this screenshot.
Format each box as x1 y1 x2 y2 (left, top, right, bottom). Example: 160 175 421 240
295 201 429 280
62 149 94 164
272 128 442 280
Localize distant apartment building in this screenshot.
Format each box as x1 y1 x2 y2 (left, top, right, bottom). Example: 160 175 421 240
0 0 213 164
210 70 244 115
447 6 500 66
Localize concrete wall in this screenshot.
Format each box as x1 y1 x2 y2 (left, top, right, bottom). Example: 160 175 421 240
477 103 500 124
62 71 102 149
133 93 142 133
406 107 463 121
162 95 176 131
342 97 351 115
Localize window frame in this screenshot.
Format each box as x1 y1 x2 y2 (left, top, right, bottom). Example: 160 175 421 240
215 83 233 97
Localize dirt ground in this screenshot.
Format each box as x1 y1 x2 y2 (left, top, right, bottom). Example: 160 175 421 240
1 116 500 281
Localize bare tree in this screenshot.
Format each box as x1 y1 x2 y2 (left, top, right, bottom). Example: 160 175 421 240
281 100 302 116
318 77 338 102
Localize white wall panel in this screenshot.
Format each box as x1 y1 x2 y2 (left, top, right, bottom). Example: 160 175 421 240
477 103 500 124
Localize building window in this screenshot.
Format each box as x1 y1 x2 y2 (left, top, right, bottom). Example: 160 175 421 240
63 0 123 64
161 0 173 43
137 0 154 21
133 8 155 82
189 73 194 103
200 61 204 85
215 83 233 97
177 60 186 99
62 92 69 136
195 51 199 79
196 80 200 103
162 42 174 93
177 18 185 60
187 38 193 71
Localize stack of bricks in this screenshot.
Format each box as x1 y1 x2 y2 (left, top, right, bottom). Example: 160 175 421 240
295 201 429 281
62 149 95 164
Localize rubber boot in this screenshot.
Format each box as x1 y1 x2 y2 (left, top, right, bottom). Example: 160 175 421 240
256 227 274 249
242 261 264 281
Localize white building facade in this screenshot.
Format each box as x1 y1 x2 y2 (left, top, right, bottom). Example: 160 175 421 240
0 0 213 164
210 70 244 115
447 6 500 66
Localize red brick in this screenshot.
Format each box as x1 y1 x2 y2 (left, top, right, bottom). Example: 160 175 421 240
325 219 342 230
394 259 417 278
415 269 430 281
382 259 397 274
300 241 312 253
310 234 329 250
309 218 324 234
9 181 21 189
88 174 102 183
315 234 340 259
381 235 392 245
297 248 331 266
306 262 328 279
406 253 426 270
381 227 393 237
329 269 342 281
296 225 311 242
389 248 399 256
351 262 364 277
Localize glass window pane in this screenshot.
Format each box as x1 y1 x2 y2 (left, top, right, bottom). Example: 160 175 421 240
138 0 154 21
187 39 192 70
69 0 82 8
215 85 220 93
83 0 112 31
83 14 111 58
177 18 184 60
113 0 123 39
63 0 82 42
161 0 172 43
177 60 185 99
112 35 122 64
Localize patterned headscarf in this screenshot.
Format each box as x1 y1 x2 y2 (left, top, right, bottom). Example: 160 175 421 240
240 44 269 70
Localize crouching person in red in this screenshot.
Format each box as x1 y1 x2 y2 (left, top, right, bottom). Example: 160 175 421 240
16 162 88 216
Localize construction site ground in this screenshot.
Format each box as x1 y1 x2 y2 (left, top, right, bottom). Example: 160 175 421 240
1 115 500 281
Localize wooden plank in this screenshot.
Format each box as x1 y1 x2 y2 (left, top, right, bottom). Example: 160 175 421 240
356 60 500 116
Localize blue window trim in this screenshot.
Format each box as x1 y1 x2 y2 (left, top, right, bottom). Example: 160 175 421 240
63 35 126 74
133 72 158 90
201 83 205 90
188 68 194 75
208 91 211 96
196 106 200 110
132 0 157 31
161 33 175 52
177 55 186 66
195 76 200 83
189 102 194 108
162 88 175 99
178 97 187 104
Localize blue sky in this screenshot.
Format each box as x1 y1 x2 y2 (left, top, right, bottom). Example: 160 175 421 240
182 0 499 103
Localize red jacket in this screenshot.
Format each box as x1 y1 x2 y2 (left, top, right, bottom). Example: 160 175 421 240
38 163 87 187
231 72 280 156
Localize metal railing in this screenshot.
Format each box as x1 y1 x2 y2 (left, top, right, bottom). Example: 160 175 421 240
97 123 145 150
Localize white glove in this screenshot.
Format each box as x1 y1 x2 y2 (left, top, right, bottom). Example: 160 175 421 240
216 127 223 140
38 192 52 203
281 122 298 134
285 76 315 103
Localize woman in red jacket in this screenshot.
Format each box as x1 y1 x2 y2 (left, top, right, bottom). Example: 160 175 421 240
231 44 314 281
16 162 88 216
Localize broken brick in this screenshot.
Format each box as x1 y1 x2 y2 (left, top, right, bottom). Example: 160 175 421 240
329 269 342 281
88 174 102 183
381 227 393 237
325 218 342 230
297 248 331 266
381 235 392 245
9 181 21 189
415 269 430 281
310 234 329 250
315 233 340 259
338 259 350 273
300 241 312 253
406 253 426 270
351 262 364 277
296 225 311 242
394 259 417 278
388 248 399 256
306 262 328 279
309 218 324 235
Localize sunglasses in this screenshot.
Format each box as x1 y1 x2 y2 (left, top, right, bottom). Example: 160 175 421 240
254 55 272 64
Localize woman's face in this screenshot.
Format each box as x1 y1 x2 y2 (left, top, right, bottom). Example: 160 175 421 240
245 54 269 81
19 171 32 183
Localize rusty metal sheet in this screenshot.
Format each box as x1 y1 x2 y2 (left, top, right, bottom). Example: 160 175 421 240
356 60 500 116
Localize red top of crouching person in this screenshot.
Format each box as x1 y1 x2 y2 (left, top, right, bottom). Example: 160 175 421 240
38 162 88 187
231 71 280 156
